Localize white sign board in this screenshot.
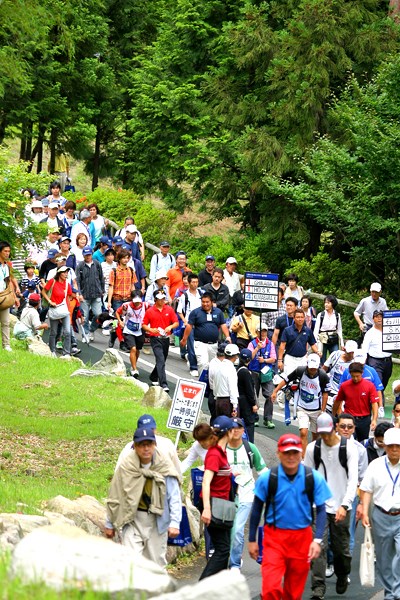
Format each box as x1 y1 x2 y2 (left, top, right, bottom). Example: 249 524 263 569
167 378 207 433
382 310 400 352
244 272 279 310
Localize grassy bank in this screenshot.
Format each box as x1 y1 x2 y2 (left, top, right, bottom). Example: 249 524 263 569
0 349 174 512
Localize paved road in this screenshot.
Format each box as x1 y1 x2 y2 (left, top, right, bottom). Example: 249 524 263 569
74 332 384 600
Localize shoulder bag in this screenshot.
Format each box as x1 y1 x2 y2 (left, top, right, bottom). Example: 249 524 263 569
48 283 69 320
359 527 375 587
0 284 15 311
210 496 237 529
41 280 56 309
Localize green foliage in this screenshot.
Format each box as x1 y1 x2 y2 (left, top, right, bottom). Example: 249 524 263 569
269 54 400 297
0 152 51 247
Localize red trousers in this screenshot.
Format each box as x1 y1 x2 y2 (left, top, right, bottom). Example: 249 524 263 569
261 524 312 600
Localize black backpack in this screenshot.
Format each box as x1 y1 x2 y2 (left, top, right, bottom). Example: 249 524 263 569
314 436 348 479
265 465 314 527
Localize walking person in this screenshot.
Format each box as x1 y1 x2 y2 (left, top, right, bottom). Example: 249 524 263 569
42 266 73 357
199 416 238 580
0 241 20 351
247 323 276 429
142 289 178 393
248 433 331 600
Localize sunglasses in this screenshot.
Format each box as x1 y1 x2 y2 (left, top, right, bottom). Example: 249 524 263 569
338 424 355 430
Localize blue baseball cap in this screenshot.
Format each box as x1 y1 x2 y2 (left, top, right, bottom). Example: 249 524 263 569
137 414 157 429
212 416 238 434
112 236 124 246
100 235 112 246
82 245 93 256
205 255 215 261
133 428 156 444
121 244 131 252
239 348 253 361
47 248 58 259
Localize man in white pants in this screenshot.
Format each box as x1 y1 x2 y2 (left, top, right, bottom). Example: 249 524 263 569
277 308 321 374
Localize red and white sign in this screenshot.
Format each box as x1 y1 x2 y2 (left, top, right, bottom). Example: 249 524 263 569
167 378 207 432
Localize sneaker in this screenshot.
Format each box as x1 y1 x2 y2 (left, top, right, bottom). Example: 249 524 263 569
130 368 139 378
325 564 334 578
3 346 12 352
265 421 275 429
88 333 94 342
162 386 170 393
190 369 199 377
71 347 81 356
56 340 63 349
254 421 259 427
336 576 348 595
151 381 159 386
59 354 71 360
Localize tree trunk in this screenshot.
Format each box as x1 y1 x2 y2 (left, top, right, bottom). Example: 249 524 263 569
0 115 6 145
49 128 56 174
19 124 26 161
24 120 33 162
92 125 101 190
246 186 261 231
36 124 45 173
304 219 322 260
389 0 400 21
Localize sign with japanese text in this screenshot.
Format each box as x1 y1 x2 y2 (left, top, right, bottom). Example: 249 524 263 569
382 310 400 352
244 272 279 310
167 378 207 432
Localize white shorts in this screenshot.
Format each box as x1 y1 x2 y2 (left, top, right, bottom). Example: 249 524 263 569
297 408 321 433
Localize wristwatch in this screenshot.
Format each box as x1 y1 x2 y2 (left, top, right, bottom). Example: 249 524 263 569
314 538 323 545
341 504 349 511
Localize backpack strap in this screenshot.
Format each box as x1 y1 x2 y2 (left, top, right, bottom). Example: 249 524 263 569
242 438 254 469
313 438 327 479
338 436 348 476
265 466 279 527
304 466 315 522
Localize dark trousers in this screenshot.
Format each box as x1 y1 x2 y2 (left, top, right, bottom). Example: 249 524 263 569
215 396 234 418
150 337 169 387
367 356 393 400
312 511 352 598
353 414 371 442
251 371 274 422
199 523 231 580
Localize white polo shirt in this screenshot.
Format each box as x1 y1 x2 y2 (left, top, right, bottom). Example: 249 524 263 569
360 455 400 511
362 326 391 359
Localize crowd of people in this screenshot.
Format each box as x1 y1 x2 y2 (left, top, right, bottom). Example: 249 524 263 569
1 185 400 599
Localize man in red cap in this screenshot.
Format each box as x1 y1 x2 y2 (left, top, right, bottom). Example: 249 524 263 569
248 433 331 600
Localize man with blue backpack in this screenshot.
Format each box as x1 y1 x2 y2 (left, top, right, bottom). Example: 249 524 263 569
248 433 331 600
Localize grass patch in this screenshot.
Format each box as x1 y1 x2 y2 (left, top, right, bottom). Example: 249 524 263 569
0 349 179 513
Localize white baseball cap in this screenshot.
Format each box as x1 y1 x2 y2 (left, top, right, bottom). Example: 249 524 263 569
226 257 237 264
224 343 240 356
370 282 382 292
345 340 358 353
307 354 320 368
384 428 400 446
317 412 334 433
354 350 367 364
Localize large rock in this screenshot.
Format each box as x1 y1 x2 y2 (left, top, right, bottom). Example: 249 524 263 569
44 495 106 536
142 386 172 409
27 336 53 357
0 513 49 536
70 369 112 378
0 515 23 550
11 523 177 595
158 569 250 600
121 376 150 393
184 498 201 545
92 349 127 377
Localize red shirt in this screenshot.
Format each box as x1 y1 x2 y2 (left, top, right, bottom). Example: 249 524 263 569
167 266 192 299
45 279 72 305
204 445 232 500
336 378 379 416
142 304 178 336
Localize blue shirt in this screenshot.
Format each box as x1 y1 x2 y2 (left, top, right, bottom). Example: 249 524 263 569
188 307 225 343
92 249 106 263
281 324 316 357
248 338 273 373
339 365 384 391
254 464 331 529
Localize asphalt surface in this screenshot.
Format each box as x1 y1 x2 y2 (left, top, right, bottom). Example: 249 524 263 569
73 331 384 600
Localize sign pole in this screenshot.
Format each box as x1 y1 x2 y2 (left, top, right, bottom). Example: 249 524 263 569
174 430 181 449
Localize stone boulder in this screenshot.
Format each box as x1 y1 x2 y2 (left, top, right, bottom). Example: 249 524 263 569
158 569 250 600
0 513 49 537
27 336 52 357
44 495 106 536
184 498 201 545
11 523 177 595
121 376 150 393
0 515 24 550
142 386 172 409
92 348 127 377
70 369 112 378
